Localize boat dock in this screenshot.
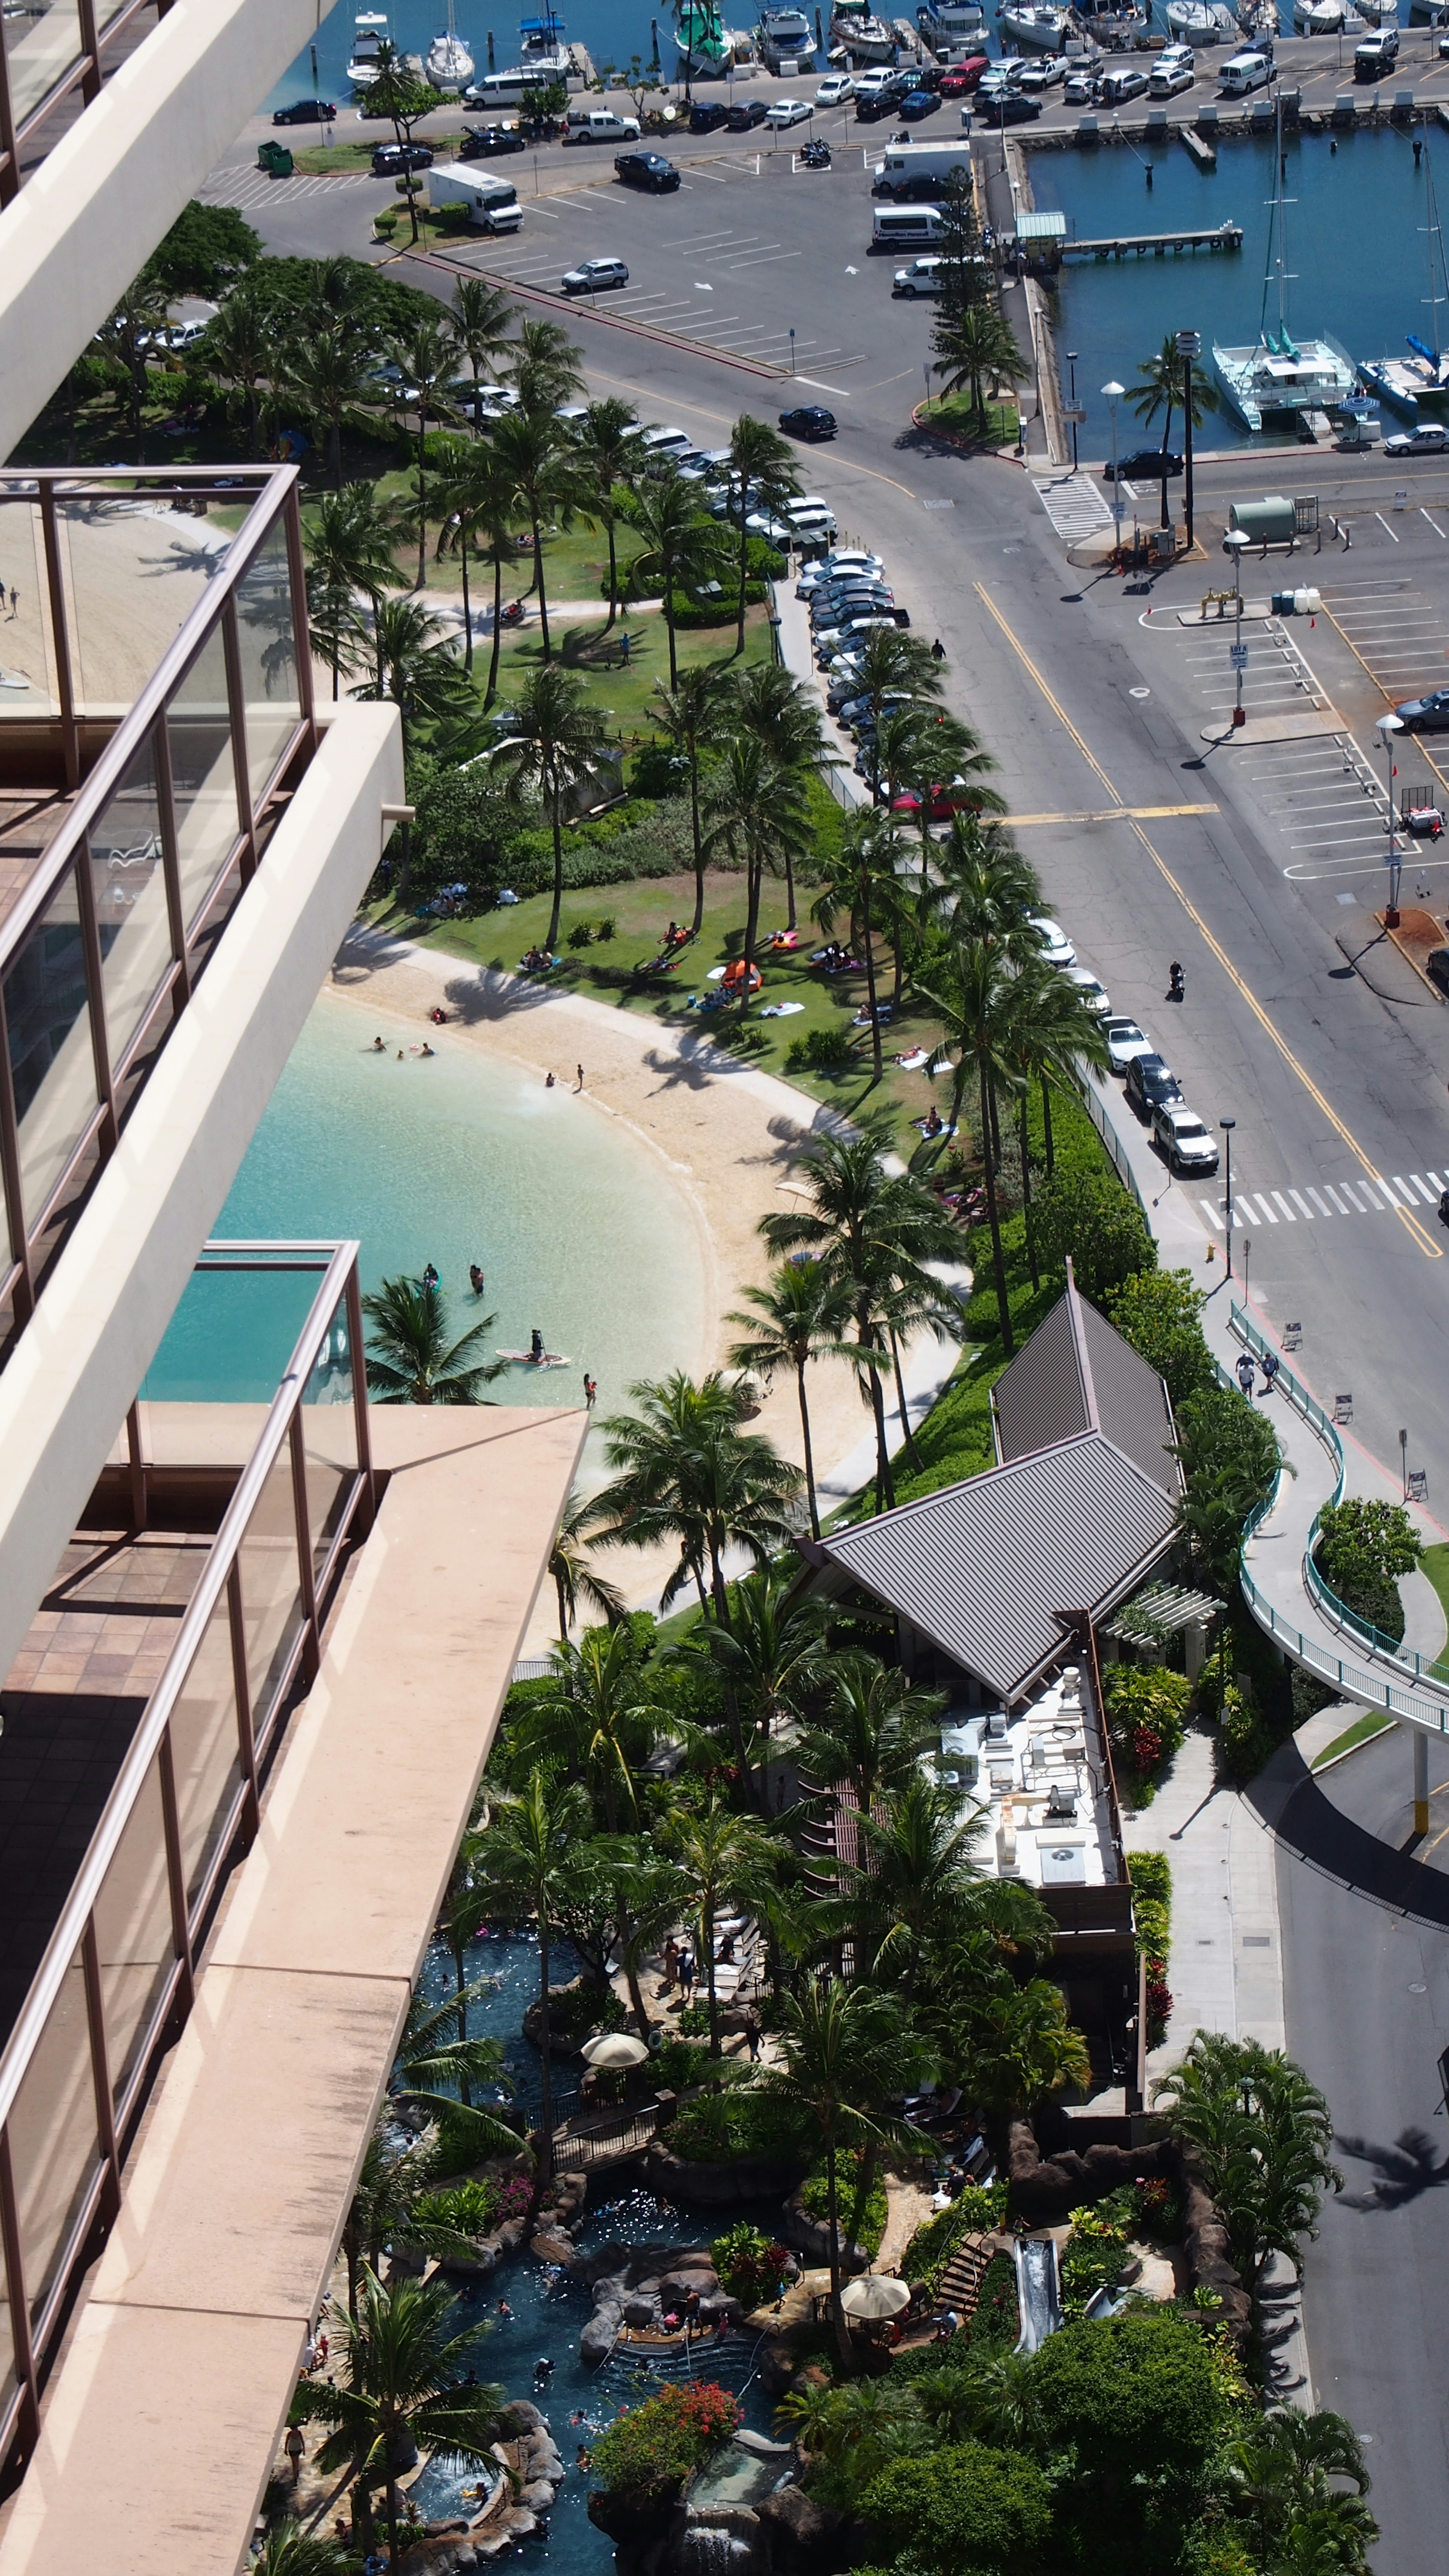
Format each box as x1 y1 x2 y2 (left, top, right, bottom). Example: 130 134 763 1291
1059 219 1243 265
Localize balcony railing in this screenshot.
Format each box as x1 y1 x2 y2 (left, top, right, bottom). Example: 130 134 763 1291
0 1240 372 2483
0 465 317 1369
0 0 167 206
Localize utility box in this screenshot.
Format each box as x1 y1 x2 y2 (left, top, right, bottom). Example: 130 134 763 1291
1230 496 1299 547
257 139 293 174
1076 115 1100 144
1148 526 1177 564
1294 494 1320 535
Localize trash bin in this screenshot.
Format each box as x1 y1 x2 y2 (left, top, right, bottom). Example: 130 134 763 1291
1272 590 1295 615
257 139 293 175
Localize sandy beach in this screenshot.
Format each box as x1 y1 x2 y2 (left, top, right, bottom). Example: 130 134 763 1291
331 925 954 1654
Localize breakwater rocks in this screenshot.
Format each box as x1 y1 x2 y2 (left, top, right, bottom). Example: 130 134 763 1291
398 2403 566 2573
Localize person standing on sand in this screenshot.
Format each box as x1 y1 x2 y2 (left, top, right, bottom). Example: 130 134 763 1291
576 1063 585 1091
546 1070 555 1088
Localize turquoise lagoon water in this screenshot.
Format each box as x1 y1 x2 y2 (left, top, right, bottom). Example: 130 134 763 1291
146 992 707 1411
1029 125 1449 457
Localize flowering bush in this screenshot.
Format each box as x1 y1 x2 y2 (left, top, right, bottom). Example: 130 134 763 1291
1101 1666 1192 1806
496 2173 532 2221
711 2222 789 2303
589 2382 741 2498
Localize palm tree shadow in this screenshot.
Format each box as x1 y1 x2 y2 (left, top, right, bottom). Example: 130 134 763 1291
1336 2126 1449 2210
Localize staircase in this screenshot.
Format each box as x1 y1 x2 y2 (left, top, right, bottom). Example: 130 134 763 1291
936 2235 994 2323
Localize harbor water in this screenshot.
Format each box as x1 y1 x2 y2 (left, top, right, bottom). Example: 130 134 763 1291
1026 123 1449 454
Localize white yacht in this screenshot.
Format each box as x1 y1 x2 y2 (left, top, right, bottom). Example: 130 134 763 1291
348 9 390 84
1292 0 1345 29
1360 162 1449 415
1214 102 1355 431
426 0 475 87
999 2 1069 47
829 0 897 55
917 0 986 35
1166 0 1235 38
758 0 816 55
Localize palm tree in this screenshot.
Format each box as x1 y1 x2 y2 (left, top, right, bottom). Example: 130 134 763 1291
1126 329 1221 530
305 483 398 699
594 1370 803 1629
252 2523 351 2574
388 1983 517 2141
797 1653 944 1811
608 1849 683 2033
727 1261 859 1539
933 302 1025 429
650 660 734 935
205 286 272 457
949 1975 1092 2164
289 2270 503 2573
660 1797 780 2055
362 1275 508 1403
572 396 640 626
810 809 904 1081
98 287 169 464
915 932 1023 1352
1154 2035 1342 2296
548 1488 625 1640
340 2124 443 2331
512 1626 654 1831
471 1770 594 2208
432 438 523 696
508 315 586 418
1002 959 1112 1285
729 661 828 930
682 1565 830 1780
623 469 724 688
484 408 581 659
702 733 812 986
763 1979 917 2359
387 316 460 586
724 414 802 655
491 661 612 952
349 597 478 756
451 274 517 420
833 1775 988 1993
286 325 372 487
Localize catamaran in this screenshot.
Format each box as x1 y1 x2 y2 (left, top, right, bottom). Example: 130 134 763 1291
1212 105 1355 431
1359 159 1449 416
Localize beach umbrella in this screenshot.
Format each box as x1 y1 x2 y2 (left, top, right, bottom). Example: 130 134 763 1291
840 2274 911 2321
581 2032 649 2068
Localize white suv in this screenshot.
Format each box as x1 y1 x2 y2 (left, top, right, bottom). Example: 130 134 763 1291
893 255 944 297
1153 1104 1220 1173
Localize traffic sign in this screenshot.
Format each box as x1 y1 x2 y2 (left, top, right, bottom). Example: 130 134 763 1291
1061 404 1086 422
1229 643 1249 669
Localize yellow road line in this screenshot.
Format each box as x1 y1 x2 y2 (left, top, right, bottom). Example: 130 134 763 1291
1317 601 1449 802
1006 804 1220 826
973 580 1442 1261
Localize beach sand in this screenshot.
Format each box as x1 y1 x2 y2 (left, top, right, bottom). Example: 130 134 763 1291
331 926 929 1653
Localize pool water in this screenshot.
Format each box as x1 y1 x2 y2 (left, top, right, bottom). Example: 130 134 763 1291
144 990 706 1423
1029 126 1449 457
406 1933 786 2576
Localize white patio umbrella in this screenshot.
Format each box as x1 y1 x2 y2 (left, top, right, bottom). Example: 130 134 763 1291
840 2274 911 2321
580 2032 650 2068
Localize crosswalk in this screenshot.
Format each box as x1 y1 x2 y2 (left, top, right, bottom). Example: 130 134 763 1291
1031 470 1114 546
1197 1169 1448 1232
198 169 370 210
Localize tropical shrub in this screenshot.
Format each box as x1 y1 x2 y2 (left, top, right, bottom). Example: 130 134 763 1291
1029 1169 1157 1302
1029 2307 1224 2499
801 2152 888 2258
544 1980 626 2042
411 2176 500 2240
859 2440 1053 2576
668 2084 808 2165
711 2222 790 2304
784 1024 860 1077
1106 1266 1217 1408
1315 1496 1421 1644
1059 2219 1129 2316
967 2251 1019 2348
651 2036 715 2093
1101 1665 1191 1804
590 2382 741 2499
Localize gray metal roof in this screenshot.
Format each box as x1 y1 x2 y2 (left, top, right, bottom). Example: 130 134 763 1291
991 1267 1179 1498
820 1430 1177 1701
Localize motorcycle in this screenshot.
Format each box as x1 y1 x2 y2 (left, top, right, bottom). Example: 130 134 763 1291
1168 961 1185 1002
800 137 831 167
499 600 528 627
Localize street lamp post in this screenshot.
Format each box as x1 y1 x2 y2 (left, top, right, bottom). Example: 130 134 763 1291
1220 1116 1236 1278
1225 528 1250 729
1067 349 1079 475
1378 712 1405 924
1103 379 1124 559
1177 327 1201 550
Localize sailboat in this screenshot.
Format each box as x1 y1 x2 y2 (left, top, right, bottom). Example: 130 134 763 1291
829 0 897 57
1165 0 1235 40
1212 104 1355 431
348 8 390 84
426 0 475 88
1359 160 1449 415
998 0 1068 45
675 0 735 72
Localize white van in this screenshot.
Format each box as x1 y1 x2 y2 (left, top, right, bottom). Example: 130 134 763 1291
871 203 946 249
426 165 523 231
1219 49 1273 93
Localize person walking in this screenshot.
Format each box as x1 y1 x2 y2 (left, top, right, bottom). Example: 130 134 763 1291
1235 1352 1255 1400
575 1063 585 1091
1260 1348 1281 1396
931 636 946 661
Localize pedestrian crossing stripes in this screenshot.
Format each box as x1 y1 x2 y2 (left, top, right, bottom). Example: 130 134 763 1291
199 170 369 210
1030 471 1114 546
1198 1170 1449 1231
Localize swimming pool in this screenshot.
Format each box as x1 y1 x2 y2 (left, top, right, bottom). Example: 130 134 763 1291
144 989 709 1421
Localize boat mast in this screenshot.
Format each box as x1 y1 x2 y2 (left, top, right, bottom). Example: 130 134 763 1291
1423 154 1446 370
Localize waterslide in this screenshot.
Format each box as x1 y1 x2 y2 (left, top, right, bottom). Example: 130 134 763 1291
1012 2236 1063 2355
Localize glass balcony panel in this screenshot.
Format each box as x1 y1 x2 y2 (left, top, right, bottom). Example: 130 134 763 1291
91 1750 176 2108
0 2234 14 2423
86 735 175 1072
239 1450 306 1742
7 1946 100 2325
232 523 301 808
58 494 224 721
166 1592 243 1909
166 627 240 934
301 1290 359 1582
0 498 59 726
4 0 83 129
2 865 99 1233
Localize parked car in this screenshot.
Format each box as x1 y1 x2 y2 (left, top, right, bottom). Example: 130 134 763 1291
1029 914 1075 968
981 91 1041 122
891 779 978 821
1124 1052 1183 1119
1153 1104 1219 1173
461 123 528 155
689 99 731 130
1354 27 1398 75
1065 966 1110 1013
853 66 895 97
779 403 837 439
561 256 629 294
1063 69 1092 103
815 71 855 103
1428 948 1449 996
1018 54 1067 90
726 97 769 128
1393 687 1449 732
940 55 989 93
893 255 944 297
372 141 433 174
274 96 336 123
899 87 941 117
1384 424 1449 457
615 149 680 188
765 96 813 125
1103 448 1183 481
1103 1015 1150 1073
1149 57 1194 94
565 108 642 141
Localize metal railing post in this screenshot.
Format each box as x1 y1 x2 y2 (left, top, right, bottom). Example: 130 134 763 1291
346 1258 375 1532
0 988 35 1327
149 714 191 1010
37 485 79 791
226 1563 260 1837
289 1411 321 1684
157 1732 195 2012
220 599 257 885
80 1920 120 2224
0 2133 38 2465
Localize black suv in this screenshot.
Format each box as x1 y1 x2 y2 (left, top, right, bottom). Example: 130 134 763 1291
371 140 434 174
726 97 769 129
689 99 730 131
779 403 837 440
461 123 527 155
1124 1053 1183 1121
273 97 336 123
615 149 681 189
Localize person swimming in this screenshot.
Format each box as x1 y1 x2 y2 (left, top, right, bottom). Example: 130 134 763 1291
423 1263 440 1291
372 1036 386 1053
469 1264 485 1295
420 1041 435 1058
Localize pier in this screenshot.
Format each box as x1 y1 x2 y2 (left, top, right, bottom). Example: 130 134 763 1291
1012 219 1244 272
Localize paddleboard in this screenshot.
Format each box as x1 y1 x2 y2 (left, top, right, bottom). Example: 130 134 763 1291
496 1349 572 1368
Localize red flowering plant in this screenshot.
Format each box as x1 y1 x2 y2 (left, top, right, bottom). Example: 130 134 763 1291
590 2383 741 2499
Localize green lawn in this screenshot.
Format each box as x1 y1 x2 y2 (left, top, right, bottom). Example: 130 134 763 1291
1311 1711 1396 1771
291 137 465 173
473 603 774 731
359 485 650 612
920 392 1020 448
